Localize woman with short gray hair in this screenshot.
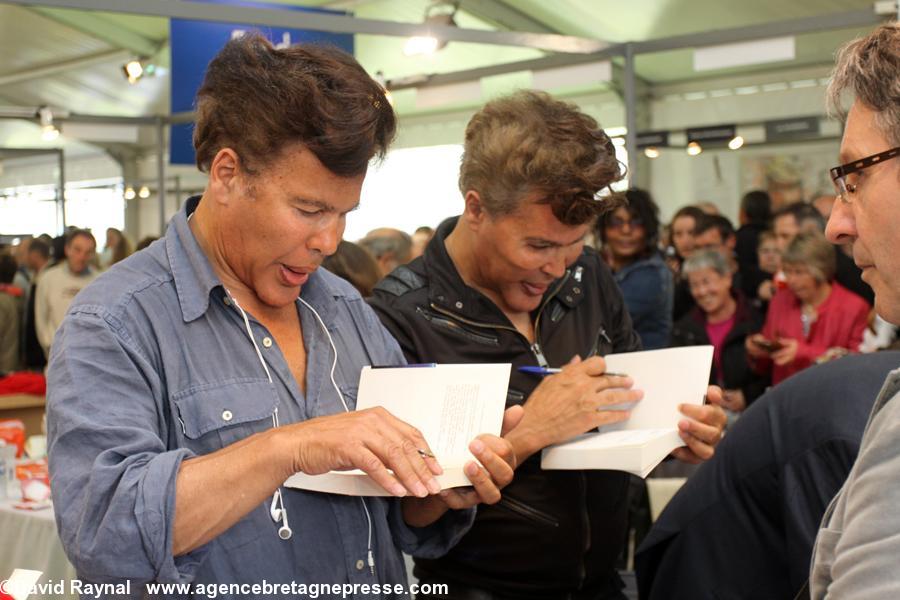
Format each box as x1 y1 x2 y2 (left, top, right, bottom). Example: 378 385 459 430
671 250 767 412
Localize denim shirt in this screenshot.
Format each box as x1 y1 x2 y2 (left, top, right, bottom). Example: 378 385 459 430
613 252 673 350
47 197 474 599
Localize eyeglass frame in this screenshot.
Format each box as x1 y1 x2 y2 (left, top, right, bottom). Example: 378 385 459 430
830 146 900 203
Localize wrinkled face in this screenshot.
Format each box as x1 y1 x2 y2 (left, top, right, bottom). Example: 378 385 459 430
783 263 822 304
687 267 732 316
773 214 799 254
671 216 696 258
604 206 647 262
65 235 95 274
470 195 589 315
757 238 780 274
826 101 900 324
219 146 365 309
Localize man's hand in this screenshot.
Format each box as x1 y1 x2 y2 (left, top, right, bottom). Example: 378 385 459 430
505 356 643 462
745 334 770 359
670 385 727 464
402 406 523 527
289 407 444 498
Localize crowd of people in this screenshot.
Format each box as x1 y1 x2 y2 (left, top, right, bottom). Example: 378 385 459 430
0 228 161 375
1 20 899 600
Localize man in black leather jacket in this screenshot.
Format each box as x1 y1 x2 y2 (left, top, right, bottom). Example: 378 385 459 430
369 91 727 600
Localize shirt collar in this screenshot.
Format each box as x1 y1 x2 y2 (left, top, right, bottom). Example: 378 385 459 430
166 196 223 322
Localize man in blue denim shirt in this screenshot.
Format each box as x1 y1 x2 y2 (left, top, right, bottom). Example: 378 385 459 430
46 35 516 598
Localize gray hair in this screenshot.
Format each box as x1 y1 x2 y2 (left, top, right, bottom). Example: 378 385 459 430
358 229 412 263
782 232 836 284
682 249 731 279
827 23 900 146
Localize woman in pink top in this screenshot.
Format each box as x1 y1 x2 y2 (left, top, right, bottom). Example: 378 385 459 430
747 232 869 384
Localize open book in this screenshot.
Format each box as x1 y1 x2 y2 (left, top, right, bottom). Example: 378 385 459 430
285 363 510 496
541 346 713 478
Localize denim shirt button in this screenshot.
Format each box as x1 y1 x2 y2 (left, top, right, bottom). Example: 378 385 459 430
355 559 365 570
222 410 233 422
262 337 273 348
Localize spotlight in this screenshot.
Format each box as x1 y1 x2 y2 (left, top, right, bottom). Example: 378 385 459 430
123 59 144 84
138 186 151 199
124 186 136 200
404 2 458 56
643 147 660 159
728 135 745 150
686 141 703 156
38 106 60 141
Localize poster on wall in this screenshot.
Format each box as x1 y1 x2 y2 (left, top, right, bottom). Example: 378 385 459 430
740 150 835 210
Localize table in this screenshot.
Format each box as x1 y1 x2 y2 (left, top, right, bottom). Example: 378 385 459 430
0 498 77 600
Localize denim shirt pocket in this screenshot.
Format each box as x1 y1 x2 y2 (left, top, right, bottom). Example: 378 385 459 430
172 377 279 453
172 378 280 550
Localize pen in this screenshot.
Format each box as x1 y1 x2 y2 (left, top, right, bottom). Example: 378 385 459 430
517 366 629 377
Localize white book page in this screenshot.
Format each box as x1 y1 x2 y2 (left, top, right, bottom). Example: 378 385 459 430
599 345 713 433
355 363 510 466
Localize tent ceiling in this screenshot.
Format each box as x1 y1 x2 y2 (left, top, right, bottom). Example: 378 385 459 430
0 0 887 126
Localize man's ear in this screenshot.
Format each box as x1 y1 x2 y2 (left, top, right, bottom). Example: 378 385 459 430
462 190 488 231
207 148 244 206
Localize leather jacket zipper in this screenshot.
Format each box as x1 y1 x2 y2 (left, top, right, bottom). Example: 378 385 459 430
495 494 560 528
429 270 571 366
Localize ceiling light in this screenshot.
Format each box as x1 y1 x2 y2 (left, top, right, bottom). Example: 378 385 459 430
124 186 136 200
138 186 151 199
728 135 745 150
686 141 703 156
404 2 458 56
38 106 59 141
123 59 144 84
643 147 660 159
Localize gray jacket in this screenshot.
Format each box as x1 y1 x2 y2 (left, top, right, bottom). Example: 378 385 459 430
811 365 900 598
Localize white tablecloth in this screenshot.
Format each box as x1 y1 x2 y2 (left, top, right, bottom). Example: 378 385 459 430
0 498 77 599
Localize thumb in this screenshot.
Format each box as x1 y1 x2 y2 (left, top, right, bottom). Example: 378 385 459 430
567 354 583 365
501 405 525 436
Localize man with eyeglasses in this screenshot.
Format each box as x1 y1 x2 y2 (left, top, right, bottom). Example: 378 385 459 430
810 23 900 597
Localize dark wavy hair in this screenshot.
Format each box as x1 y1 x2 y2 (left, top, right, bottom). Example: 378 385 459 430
459 90 624 226
596 187 661 258
193 33 396 177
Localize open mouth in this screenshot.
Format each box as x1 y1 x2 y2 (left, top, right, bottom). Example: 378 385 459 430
280 264 311 286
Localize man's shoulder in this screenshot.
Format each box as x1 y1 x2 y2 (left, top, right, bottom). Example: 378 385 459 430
372 257 429 303
69 245 175 321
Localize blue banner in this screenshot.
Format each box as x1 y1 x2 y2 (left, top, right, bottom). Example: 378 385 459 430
169 1 354 166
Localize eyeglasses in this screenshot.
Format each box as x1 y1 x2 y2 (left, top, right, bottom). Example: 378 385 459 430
830 146 900 204
607 216 644 231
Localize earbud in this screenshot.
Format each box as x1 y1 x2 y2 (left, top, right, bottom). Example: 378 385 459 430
270 492 282 523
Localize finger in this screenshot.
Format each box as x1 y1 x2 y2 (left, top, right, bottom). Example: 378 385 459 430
501 405 525 437
679 403 727 429
594 375 635 392
594 388 643 410
354 447 408 497
677 429 716 461
470 437 515 486
464 460 502 505
577 355 607 376
438 487 479 510
372 409 444 478
670 446 703 465
705 385 724 406
370 433 440 497
677 415 724 447
566 354 583 365
386 417 444 477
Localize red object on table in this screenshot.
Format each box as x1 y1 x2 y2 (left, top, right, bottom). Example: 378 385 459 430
0 372 46 396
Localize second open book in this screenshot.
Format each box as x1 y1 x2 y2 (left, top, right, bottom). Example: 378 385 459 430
541 345 714 478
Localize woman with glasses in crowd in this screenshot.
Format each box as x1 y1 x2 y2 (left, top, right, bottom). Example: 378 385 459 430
747 232 868 385
596 188 673 349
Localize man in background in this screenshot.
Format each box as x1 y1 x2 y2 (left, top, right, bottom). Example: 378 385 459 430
359 227 413 277
34 229 97 357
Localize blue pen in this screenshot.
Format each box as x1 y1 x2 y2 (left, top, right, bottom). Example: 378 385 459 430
517 366 628 377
